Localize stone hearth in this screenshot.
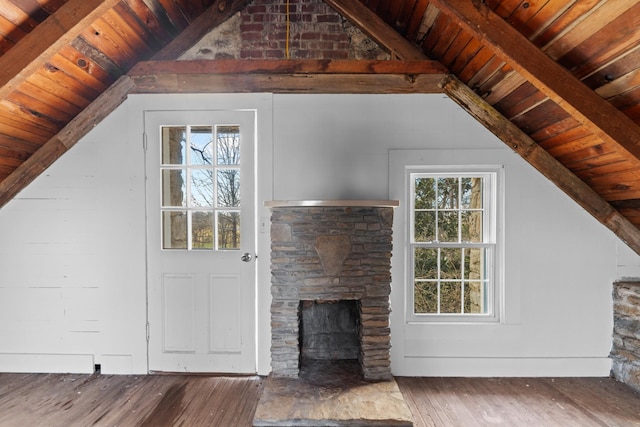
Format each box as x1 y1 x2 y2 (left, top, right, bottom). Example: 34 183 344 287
253 360 413 427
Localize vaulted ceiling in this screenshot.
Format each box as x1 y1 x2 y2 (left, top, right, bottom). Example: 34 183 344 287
1 0 640 253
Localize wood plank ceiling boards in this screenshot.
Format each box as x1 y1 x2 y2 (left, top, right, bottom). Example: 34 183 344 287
0 0 640 252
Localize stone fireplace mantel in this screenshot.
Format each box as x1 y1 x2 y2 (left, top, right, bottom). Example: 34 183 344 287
265 199 399 208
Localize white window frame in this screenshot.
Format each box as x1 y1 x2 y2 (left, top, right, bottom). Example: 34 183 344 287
159 124 241 251
406 165 503 323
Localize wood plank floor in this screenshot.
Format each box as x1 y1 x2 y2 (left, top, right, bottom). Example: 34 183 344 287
0 373 638 426
396 377 640 427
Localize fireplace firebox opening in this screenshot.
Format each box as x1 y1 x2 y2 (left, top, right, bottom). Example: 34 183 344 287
299 299 362 376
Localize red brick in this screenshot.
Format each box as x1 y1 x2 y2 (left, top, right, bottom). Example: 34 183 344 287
322 50 349 59
300 32 320 41
240 23 264 32
317 14 340 23
247 4 267 13
242 32 265 41
268 31 287 41
322 33 348 42
241 50 265 59
295 50 312 59
265 50 286 59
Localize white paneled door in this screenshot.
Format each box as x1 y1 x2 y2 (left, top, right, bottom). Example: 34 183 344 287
145 110 256 374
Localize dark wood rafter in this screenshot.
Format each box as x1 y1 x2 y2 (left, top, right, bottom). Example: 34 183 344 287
0 0 250 208
428 0 640 165
0 0 121 101
128 59 449 93
130 59 448 74
441 76 640 253
323 0 427 61
325 0 640 253
0 0 638 254
0 75 135 208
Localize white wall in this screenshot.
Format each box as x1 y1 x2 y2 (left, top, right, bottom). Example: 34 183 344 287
0 102 147 373
0 93 637 376
273 94 631 376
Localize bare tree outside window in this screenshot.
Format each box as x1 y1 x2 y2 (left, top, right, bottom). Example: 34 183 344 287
160 124 241 250
215 126 241 250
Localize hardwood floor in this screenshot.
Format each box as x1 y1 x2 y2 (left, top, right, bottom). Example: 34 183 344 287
396 377 640 427
0 373 263 427
0 373 638 426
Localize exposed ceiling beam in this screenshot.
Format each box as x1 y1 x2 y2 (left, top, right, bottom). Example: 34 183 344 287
0 0 245 207
0 0 120 101
0 76 135 208
326 0 640 253
429 0 640 163
130 59 448 74
323 0 427 61
441 76 640 254
128 59 448 93
152 0 252 61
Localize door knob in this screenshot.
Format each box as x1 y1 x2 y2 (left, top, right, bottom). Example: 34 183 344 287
241 253 253 262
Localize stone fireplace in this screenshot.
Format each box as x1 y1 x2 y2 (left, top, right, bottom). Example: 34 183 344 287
266 200 398 381
254 200 413 427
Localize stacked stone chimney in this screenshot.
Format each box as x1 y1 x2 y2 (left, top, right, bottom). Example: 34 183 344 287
611 280 640 393
266 201 397 381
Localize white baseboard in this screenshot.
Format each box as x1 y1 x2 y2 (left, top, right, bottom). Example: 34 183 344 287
392 357 612 377
97 354 135 374
0 353 94 374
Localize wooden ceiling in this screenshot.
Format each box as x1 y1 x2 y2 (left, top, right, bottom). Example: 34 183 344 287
1 0 640 253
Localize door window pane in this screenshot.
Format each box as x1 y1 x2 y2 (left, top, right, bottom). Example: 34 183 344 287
191 169 214 208
190 126 213 165
217 126 240 165
217 169 240 207
162 169 186 207
192 211 214 249
162 211 187 249
162 127 186 165
160 123 242 251
218 211 240 250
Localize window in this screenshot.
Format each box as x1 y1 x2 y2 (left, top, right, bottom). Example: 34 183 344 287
160 124 241 250
408 167 500 321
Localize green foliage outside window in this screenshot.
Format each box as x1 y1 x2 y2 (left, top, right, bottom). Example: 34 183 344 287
413 175 486 314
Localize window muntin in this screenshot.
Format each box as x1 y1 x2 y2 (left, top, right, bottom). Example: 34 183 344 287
409 171 497 320
160 124 241 250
